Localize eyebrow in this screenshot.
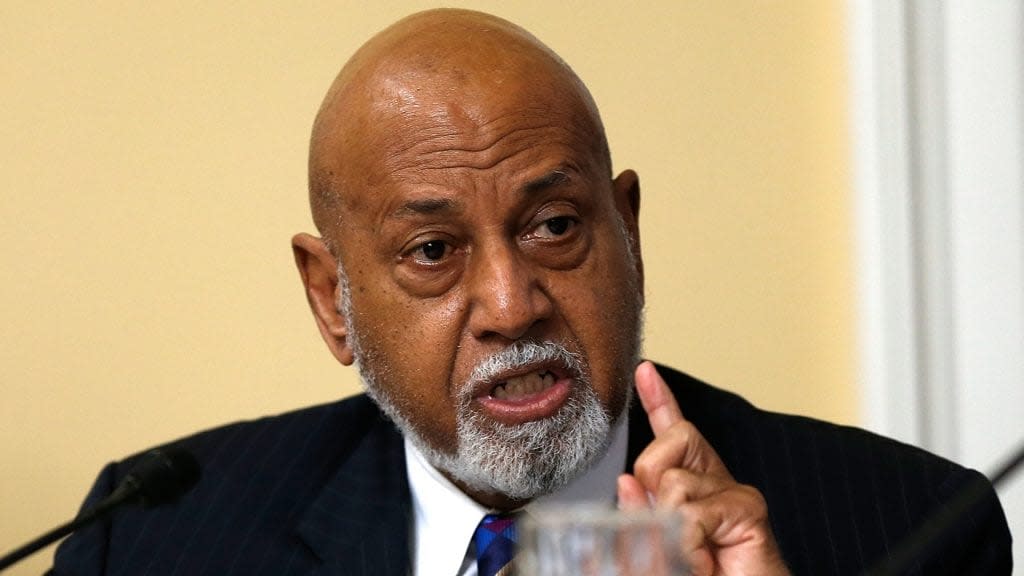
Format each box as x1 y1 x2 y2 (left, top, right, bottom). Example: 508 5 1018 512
389 168 575 219
523 169 572 195
392 197 459 218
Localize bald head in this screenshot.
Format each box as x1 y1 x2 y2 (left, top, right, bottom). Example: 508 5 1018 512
308 9 611 250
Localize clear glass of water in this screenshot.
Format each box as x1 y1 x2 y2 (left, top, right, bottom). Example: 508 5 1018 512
518 504 689 576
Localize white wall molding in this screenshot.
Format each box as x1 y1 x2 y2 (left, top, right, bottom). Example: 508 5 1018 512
849 0 1024 562
850 0 927 447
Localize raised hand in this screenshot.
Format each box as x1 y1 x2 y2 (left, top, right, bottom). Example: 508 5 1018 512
617 361 790 576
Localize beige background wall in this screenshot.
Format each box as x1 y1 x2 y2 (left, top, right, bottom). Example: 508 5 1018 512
0 2 852 573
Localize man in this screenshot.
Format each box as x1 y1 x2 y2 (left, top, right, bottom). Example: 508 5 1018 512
52 9 1010 575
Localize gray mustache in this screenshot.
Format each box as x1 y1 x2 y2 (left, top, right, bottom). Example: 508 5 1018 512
466 341 583 391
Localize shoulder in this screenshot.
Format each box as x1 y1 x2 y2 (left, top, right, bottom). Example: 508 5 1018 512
106 393 398 485
53 394 407 575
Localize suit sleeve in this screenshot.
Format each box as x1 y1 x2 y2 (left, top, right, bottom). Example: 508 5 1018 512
49 462 119 575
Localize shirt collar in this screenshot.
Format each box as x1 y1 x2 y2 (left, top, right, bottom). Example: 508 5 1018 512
405 412 630 576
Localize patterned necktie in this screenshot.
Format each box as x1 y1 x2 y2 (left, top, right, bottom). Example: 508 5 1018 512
474 512 518 576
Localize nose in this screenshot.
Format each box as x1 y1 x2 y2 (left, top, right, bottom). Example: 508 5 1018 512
466 241 554 341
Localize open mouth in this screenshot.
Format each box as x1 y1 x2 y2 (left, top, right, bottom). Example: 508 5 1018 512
475 365 574 424
490 369 558 400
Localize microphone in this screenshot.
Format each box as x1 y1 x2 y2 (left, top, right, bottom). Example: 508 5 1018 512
0 446 200 572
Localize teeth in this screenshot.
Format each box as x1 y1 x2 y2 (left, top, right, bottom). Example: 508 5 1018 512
492 371 556 399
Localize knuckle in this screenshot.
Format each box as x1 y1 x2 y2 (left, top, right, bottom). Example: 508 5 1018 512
666 419 697 440
660 467 692 487
633 458 657 484
660 467 683 483
661 471 697 503
735 483 769 518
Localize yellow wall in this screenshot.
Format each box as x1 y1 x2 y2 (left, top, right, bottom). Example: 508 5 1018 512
0 2 853 573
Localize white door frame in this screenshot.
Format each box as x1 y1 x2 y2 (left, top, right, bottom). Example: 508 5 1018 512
849 0 1023 562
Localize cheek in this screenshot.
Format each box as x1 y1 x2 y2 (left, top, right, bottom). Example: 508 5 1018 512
350 280 466 447
553 239 641 413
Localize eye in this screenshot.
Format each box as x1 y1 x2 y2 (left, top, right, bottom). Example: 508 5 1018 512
535 216 575 239
394 234 462 297
412 240 451 262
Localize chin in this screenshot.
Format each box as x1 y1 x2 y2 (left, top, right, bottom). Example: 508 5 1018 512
423 382 614 500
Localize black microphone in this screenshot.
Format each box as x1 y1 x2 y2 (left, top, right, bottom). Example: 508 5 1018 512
0 446 200 572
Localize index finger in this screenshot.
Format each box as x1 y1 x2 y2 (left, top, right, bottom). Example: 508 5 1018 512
634 360 686 436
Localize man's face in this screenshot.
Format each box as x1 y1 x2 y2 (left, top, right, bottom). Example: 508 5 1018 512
320 65 643 504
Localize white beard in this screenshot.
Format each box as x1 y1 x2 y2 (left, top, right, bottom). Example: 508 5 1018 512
370 340 615 500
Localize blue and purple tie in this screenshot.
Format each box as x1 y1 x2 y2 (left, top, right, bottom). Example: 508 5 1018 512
474 513 518 576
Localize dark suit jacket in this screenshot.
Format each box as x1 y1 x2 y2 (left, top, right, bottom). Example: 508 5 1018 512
51 364 1012 575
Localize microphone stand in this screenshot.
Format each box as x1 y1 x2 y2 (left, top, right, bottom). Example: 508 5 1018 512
0 447 199 573
0 486 132 571
864 438 1024 576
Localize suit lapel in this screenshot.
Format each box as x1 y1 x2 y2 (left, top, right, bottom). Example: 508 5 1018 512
296 414 413 576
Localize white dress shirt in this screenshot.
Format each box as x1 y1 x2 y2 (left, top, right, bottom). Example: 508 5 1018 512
406 413 630 576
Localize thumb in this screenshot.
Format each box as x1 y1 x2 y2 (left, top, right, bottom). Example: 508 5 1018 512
617 474 650 511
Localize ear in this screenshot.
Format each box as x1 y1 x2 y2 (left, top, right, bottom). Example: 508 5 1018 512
612 169 644 297
291 233 355 366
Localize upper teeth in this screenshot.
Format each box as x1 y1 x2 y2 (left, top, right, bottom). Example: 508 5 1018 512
492 370 556 399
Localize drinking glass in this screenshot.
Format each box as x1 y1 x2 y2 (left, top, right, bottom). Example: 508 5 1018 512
518 504 689 575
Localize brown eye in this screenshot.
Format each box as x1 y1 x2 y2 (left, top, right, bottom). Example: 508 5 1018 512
535 216 574 239
415 240 449 262
546 217 571 235
521 211 589 271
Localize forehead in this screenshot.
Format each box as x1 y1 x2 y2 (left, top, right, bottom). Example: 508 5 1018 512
387 95 592 171
337 66 606 210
